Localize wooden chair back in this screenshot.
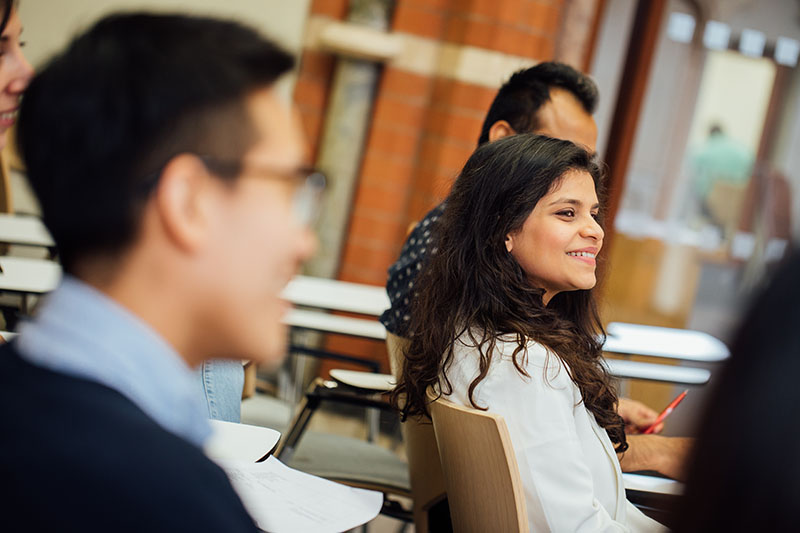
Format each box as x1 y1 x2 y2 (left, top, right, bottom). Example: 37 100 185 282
429 394 529 533
386 332 448 533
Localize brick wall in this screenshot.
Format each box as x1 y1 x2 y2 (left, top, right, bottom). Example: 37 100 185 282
297 0 574 372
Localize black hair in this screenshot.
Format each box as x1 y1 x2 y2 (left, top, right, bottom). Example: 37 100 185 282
393 134 627 452
673 250 800 531
18 13 294 273
477 61 598 145
0 1 14 37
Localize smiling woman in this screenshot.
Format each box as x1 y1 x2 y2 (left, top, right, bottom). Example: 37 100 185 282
393 133 665 531
0 0 32 149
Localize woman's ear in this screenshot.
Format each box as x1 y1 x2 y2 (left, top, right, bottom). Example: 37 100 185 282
505 234 514 252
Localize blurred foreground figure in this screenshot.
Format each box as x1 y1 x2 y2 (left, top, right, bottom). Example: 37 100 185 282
0 13 316 531
674 250 800 532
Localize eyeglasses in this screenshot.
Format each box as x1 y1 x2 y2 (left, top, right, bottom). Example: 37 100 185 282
138 155 327 227
200 156 327 228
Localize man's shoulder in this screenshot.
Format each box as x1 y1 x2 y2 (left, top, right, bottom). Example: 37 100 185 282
0 343 258 532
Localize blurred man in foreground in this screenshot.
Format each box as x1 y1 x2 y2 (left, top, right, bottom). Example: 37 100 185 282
0 13 317 531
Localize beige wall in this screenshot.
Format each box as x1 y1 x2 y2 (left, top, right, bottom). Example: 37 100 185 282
688 50 775 152
18 0 311 97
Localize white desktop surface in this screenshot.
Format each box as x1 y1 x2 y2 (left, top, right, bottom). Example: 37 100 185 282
283 276 389 317
604 322 729 362
0 256 61 294
284 309 386 340
604 358 710 385
205 420 281 463
622 473 683 495
0 213 54 248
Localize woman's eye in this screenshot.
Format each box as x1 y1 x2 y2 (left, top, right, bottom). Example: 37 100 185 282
591 212 600 221
556 210 575 218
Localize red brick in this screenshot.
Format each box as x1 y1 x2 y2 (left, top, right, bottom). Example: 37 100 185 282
497 0 525 26
443 15 469 44
367 123 420 159
372 97 426 130
311 0 349 19
293 77 328 111
439 111 485 145
339 240 399 274
417 138 469 176
456 0 496 19
404 0 451 11
542 1 563 32
461 18 498 49
337 264 388 287
297 107 325 154
355 182 408 216
347 211 406 245
298 50 336 83
432 79 496 114
380 67 433 101
359 152 416 190
539 34 556 59
495 25 530 56
393 4 446 39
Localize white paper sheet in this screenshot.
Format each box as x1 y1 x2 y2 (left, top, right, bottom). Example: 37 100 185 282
219 457 383 533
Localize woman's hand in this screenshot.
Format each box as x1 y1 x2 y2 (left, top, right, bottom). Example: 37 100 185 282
617 397 662 434
619 434 694 481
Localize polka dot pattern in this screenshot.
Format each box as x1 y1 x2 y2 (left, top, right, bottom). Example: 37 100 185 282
379 203 444 336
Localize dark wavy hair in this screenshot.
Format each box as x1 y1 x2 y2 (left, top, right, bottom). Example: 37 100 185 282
392 133 627 452
0 1 15 36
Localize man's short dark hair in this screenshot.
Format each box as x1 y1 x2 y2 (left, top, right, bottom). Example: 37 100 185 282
477 61 598 145
18 13 294 273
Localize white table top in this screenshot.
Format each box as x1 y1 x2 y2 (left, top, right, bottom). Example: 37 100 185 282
283 309 386 340
204 420 281 463
329 368 394 391
0 213 54 248
604 322 729 362
0 256 61 294
604 358 710 385
283 275 389 317
622 473 683 495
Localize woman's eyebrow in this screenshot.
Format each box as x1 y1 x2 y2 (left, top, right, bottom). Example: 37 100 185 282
547 198 601 210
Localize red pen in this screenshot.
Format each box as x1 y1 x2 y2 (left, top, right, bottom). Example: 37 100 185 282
642 390 688 434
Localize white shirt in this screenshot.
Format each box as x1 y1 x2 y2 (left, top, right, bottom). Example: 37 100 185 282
444 334 665 532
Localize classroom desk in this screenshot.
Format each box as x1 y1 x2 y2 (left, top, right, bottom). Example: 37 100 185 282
284 276 727 363
604 322 729 362
285 307 711 385
604 358 710 385
284 309 386 340
0 256 61 294
0 257 61 314
0 213 54 248
205 420 281 463
622 473 682 495
283 275 389 317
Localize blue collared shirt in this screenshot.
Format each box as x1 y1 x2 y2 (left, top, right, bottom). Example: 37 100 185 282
16 275 212 447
